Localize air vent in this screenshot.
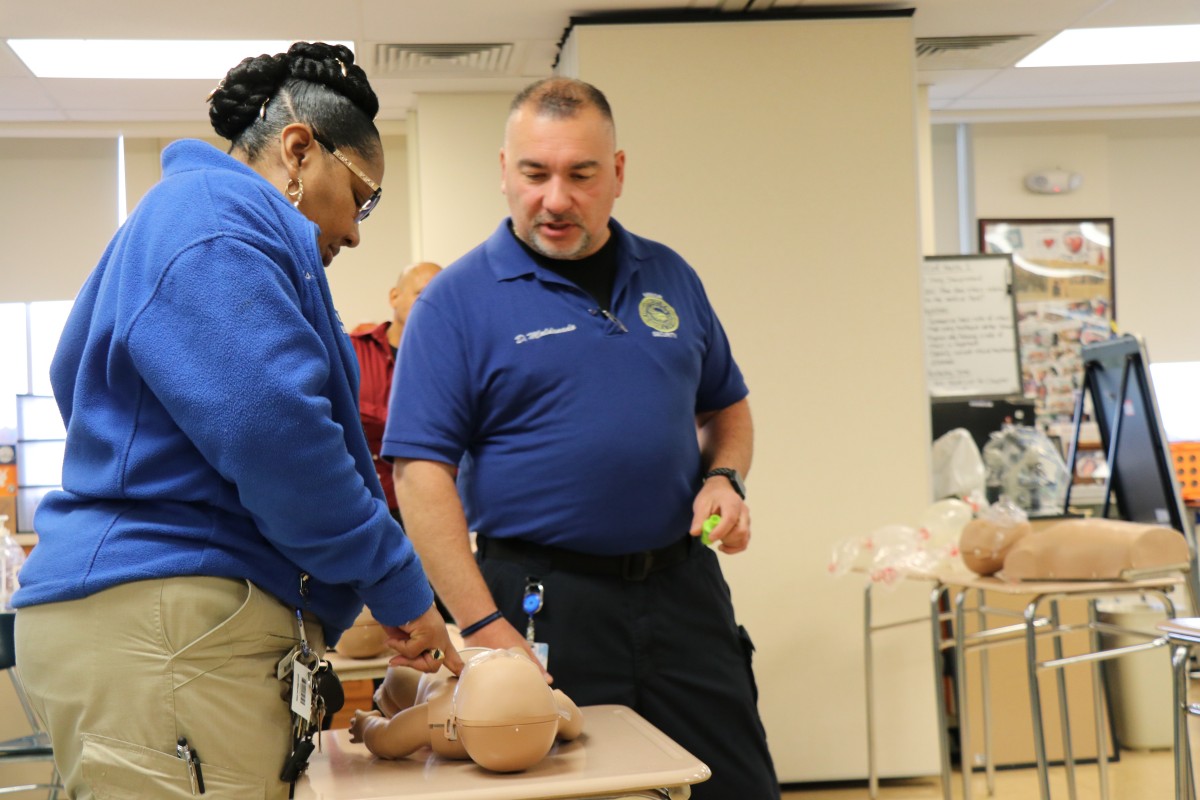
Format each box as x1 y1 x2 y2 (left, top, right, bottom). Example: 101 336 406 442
916 34 1046 70
371 43 515 75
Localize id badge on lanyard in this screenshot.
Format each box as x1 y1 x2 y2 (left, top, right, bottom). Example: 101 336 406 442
523 577 549 669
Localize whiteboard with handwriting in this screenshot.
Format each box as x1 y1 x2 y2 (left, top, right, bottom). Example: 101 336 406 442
921 255 1021 398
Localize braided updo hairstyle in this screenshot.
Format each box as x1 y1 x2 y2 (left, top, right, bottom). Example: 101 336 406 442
208 41 380 162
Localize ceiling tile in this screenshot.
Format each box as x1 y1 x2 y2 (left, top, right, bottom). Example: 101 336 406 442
4 1 1200 126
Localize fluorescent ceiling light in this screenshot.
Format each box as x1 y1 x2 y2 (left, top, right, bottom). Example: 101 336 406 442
1018 25 1200 68
7 39 355 79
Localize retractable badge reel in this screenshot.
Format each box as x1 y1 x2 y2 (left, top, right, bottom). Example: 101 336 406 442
523 577 549 670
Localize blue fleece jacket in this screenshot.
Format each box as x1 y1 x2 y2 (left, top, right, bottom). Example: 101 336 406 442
14 140 432 643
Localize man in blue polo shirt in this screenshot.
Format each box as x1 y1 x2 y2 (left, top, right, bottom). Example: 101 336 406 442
382 77 778 798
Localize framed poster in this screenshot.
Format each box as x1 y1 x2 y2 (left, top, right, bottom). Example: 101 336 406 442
978 218 1114 426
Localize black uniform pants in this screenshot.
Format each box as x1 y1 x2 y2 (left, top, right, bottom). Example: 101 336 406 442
477 537 781 799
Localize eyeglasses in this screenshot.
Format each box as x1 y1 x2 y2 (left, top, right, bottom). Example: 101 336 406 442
311 131 382 222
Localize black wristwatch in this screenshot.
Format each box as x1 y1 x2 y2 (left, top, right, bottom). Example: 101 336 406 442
703 468 746 500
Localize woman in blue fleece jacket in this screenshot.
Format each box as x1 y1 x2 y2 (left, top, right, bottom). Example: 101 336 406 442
12 42 462 799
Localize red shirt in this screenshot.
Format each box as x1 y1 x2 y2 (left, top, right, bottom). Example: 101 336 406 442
350 321 397 511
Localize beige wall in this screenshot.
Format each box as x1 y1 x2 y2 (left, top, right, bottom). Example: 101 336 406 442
327 134 413 329
123 137 165 218
973 125 1114 221
0 139 119 302
1107 118 1200 363
12 133 411 331
563 17 937 783
935 117 1200 363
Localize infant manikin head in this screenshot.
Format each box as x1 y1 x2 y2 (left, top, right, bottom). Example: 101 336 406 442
960 517 1032 575
448 649 564 771
335 606 390 659
350 647 583 772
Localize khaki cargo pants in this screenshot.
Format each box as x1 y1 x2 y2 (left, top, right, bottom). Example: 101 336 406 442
15 576 325 799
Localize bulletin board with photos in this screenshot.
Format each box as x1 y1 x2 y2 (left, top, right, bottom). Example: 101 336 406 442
978 218 1115 428
978 219 1114 497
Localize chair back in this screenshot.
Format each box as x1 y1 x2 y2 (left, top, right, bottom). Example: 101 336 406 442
0 608 62 799
0 613 14 673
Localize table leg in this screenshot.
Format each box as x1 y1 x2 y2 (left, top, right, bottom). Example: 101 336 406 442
1173 643 1194 800
930 584 953 800
976 588 996 797
1025 598 1052 800
1047 600 1078 800
1086 600 1108 800
864 582 878 800
955 587 974 800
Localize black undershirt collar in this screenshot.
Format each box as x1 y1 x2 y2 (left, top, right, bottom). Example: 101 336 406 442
509 223 618 311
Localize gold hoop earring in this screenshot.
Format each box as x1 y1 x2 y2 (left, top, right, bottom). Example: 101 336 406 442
286 177 304 209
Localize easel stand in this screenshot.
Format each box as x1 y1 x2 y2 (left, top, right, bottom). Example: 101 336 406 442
1063 336 1200 609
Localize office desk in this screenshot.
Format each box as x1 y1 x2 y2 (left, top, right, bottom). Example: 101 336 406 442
865 569 1183 800
942 572 1179 800
294 704 709 800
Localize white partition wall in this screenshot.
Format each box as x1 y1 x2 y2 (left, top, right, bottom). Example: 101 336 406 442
560 15 939 782
409 92 511 267
403 13 937 783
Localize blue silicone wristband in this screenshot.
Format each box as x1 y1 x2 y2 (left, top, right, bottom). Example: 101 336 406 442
459 610 503 637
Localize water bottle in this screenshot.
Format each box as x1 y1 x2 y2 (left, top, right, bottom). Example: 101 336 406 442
0 514 24 611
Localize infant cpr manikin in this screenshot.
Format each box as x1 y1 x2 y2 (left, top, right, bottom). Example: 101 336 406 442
1000 518 1189 581
349 647 584 772
335 606 391 659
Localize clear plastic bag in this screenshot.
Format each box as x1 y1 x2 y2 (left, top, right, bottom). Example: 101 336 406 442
931 428 985 501
828 499 974 588
981 424 1070 515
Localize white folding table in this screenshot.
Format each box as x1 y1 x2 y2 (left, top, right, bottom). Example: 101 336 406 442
294 704 709 800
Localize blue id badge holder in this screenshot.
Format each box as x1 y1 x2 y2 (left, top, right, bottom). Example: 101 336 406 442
523 577 549 669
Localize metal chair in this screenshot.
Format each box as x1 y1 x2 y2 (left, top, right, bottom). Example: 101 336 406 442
0 611 61 798
1160 618 1200 800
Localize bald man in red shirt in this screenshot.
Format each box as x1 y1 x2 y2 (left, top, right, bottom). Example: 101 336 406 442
351 261 442 518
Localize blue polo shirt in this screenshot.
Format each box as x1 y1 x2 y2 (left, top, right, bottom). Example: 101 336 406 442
382 220 747 555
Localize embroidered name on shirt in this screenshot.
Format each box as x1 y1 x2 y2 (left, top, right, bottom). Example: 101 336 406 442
514 324 577 344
